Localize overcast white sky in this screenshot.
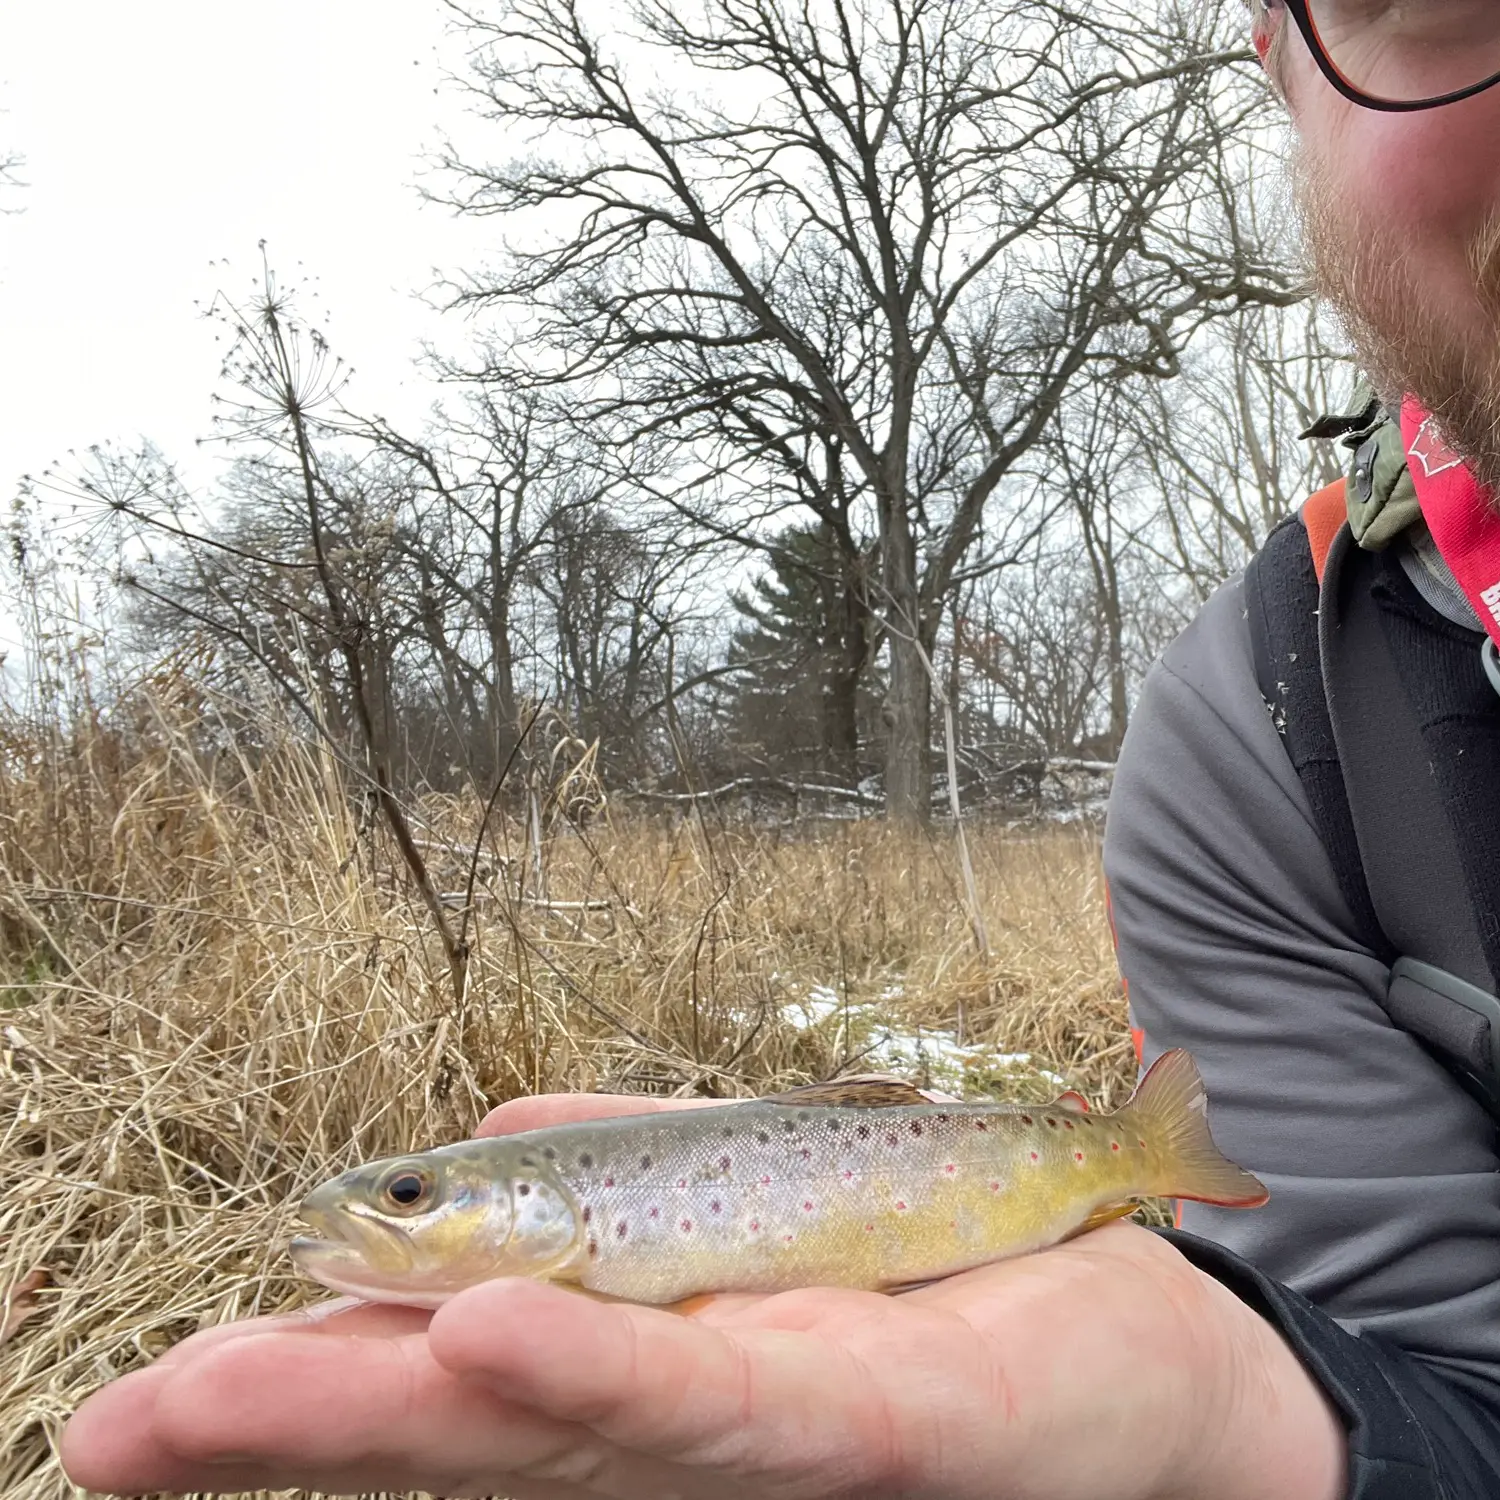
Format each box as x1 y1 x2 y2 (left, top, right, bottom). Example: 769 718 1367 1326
0 0 495 506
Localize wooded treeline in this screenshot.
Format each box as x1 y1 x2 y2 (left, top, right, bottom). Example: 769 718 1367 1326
21 0 1351 821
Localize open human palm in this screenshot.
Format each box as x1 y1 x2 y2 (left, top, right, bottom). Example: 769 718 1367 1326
62 1095 1342 1500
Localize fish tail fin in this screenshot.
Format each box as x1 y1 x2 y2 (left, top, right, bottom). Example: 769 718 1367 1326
1123 1049 1268 1208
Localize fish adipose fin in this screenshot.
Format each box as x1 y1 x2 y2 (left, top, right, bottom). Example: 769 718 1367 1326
1054 1090 1091 1113
767 1076 933 1108
1126 1049 1269 1208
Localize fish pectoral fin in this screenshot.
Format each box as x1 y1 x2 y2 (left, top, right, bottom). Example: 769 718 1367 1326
766 1075 933 1108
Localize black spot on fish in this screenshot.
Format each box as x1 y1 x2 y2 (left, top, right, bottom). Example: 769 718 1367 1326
1020 1115 1033 1126
797 1111 810 1123
856 1124 870 1139
640 1154 652 1170
578 1152 594 1168
756 1131 770 1144
936 1113 950 1123
719 1155 731 1171
617 1221 628 1237
1062 1120 1075 1131
1045 1117 1057 1128
588 1239 598 1257
543 1146 558 1160
887 1133 900 1147
783 1119 796 1134
518 1183 532 1197
910 1121 923 1136
975 1120 988 1131
722 1125 734 1139
520 1156 536 1167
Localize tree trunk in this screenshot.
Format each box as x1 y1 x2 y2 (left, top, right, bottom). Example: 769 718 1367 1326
884 627 930 821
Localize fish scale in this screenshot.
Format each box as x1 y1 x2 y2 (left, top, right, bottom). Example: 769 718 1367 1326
289 1050 1269 1308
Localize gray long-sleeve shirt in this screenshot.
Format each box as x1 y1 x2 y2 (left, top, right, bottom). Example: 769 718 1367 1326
1102 566 1500 1417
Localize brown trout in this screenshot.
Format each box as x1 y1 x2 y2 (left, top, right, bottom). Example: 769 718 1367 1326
289 1049 1266 1308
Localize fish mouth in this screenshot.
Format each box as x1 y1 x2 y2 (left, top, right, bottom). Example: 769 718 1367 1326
288 1197 427 1303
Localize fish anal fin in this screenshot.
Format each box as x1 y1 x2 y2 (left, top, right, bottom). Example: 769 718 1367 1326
766 1074 933 1108
1055 1090 1091 1114
1059 1200 1142 1242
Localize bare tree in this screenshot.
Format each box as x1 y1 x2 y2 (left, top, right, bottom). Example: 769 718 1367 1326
1134 301 1352 599
433 0 1294 818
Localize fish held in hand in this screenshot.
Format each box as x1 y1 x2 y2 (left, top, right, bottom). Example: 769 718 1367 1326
289 1048 1265 1308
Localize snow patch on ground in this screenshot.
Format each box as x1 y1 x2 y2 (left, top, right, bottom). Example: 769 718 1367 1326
781 984 1068 1098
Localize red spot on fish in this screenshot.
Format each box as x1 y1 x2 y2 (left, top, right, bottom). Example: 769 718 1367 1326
1021 1114 1033 1126
1074 1151 1084 1163
895 1200 908 1211
604 1176 615 1188
803 1200 814 1212
710 1200 722 1214
1062 1120 1074 1131
760 1174 772 1186
989 1181 1000 1192
887 1133 900 1148
1111 1141 1121 1152
1138 1139 1147 1150
678 1178 688 1188
1046 1117 1057 1128
944 1163 956 1174
588 1239 598 1257
865 1223 874 1232
581 1205 591 1224
950 1220 957 1229
750 1219 760 1232
1029 1152 1039 1162
975 1120 988 1131
843 1169 854 1181
784 1234 794 1243
617 1221 628 1237
720 1156 731 1171
800 1147 811 1160
649 1206 660 1219
681 1219 693 1233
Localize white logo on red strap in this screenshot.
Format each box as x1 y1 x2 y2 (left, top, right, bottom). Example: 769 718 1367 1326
1483 581 1500 631
1407 415 1466 480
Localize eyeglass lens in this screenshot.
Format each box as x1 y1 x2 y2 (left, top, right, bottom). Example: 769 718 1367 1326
1306 0 1500 104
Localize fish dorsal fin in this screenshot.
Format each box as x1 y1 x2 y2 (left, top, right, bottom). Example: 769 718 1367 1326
766 1075 932 1108
1055 1090 1091 1114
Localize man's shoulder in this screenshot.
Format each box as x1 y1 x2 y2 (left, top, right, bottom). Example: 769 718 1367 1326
1113 569 1307 828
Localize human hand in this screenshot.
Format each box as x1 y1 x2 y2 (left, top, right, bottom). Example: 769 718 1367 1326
62 1093 1344 1500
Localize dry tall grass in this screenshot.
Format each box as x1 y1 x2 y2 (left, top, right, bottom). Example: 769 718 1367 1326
0 675 1128 1500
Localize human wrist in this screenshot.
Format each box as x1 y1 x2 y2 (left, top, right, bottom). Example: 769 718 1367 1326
1166 1265 1346 1500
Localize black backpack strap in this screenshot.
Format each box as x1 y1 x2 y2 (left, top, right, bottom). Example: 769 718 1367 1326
1246 510 1500 1124
1244 515 1394 965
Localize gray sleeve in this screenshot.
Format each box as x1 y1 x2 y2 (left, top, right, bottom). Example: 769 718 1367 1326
1103 573 1500 1415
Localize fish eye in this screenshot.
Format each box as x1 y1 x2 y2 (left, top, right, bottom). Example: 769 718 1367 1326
380 1168 433 1212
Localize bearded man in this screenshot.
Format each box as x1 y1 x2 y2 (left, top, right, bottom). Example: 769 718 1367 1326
59 6 1500 1500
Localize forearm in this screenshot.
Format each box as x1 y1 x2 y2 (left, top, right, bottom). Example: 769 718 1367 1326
1164 1230 1500 1500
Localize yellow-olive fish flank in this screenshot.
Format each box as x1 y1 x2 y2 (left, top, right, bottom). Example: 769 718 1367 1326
289 1049 1267 1308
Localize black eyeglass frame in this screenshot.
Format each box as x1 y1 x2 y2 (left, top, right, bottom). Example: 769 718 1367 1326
1278 0 1500 112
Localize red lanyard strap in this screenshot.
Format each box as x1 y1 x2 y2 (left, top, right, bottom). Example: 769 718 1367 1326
1400 397 1500 653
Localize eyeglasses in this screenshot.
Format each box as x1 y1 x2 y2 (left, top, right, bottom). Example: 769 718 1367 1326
1259 0 1500 112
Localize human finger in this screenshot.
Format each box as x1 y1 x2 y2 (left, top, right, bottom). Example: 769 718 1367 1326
476 1092 728 1137
429 1276 901 1494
